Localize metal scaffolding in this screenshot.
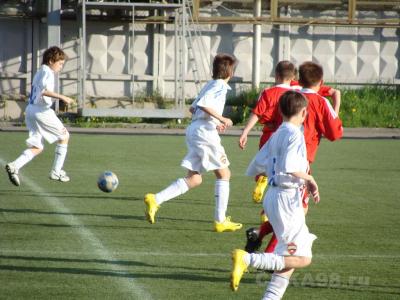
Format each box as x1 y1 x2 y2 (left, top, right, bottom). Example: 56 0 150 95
76 0 189 118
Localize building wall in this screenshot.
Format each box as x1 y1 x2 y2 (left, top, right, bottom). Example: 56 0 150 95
0 9 399 120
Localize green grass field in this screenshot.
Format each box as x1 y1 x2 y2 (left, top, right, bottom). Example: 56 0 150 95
0 131 399 299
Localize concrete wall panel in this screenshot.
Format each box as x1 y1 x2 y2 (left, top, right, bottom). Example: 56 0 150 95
0 10 399 106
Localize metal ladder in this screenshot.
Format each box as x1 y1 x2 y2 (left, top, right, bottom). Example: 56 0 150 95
177 0 210 97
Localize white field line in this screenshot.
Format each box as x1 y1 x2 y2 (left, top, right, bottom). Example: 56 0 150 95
0 158 152 300
0 249 399 260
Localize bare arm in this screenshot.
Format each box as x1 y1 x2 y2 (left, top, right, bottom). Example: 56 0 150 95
42 90 74 105
290 171 320 203
199 106 233 127
328 88 341 115
239 113 260 149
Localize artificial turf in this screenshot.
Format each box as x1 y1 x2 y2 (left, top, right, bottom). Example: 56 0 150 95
0 131 399 299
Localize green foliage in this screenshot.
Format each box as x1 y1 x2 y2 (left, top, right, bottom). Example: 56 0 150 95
338 85 400 128
225 85 400 128
58 85 399 128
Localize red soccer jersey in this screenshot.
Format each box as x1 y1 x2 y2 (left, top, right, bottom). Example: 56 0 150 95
290 80 332 97
301 89 343 163
252 84 292 147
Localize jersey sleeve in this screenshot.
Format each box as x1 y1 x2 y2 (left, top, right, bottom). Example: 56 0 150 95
318 85 333 97
318 97 343 141
196 82 223 109
246 140 270 176
253 89 276 124
252 89 268 117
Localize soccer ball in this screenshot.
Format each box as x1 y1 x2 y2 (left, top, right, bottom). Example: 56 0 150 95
97 171 119 193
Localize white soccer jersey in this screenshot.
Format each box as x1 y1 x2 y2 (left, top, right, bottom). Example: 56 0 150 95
181 79 231 173
247 122 308 188
24 64 67 149
247 122 316 257
190 79 231 126
28 64 55 108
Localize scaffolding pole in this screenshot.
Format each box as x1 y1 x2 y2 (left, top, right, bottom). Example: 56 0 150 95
252 0 262 89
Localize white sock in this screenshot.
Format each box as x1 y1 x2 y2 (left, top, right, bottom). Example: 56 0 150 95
155 178 189 205
52 144 68 173
262 273 290 300
215 179 229 222
13 149 35 170
248 253 285 271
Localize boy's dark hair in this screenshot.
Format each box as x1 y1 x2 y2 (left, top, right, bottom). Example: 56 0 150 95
212 53 237 80
298 61 323 88
275 60 296 80
279 90 308 118
42 46 67 65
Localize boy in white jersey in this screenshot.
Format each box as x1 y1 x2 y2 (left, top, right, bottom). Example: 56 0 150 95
5 46 74 186
230 90 320 299
144 53 242 233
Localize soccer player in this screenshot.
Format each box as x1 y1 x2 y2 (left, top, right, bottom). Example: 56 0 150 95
245 61 343 254
291 79 341 115
239 62 340 206
5 46 74 186
144 53 242 233
230 90 320 298
239 61 296 204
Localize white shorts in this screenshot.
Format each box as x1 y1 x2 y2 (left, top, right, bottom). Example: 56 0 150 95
25 105 69 149
181 121 229 173
264 186 316 258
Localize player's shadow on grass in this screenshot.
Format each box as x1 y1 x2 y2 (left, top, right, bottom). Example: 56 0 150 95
0 189 142 202
49 191 144 202
0 254 228 274
0 264 232 284
0 255 152 267
0 207 215 228
0 220 219 233
0 255 231 283
0 207 145 222
174 197 247 209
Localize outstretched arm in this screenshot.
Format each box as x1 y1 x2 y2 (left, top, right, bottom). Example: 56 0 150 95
43 90 74 105
199 106 233 128
239 113 260 149
329 88 341 115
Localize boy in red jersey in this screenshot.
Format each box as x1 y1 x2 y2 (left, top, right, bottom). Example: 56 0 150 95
291 79 341 115
239 61 296 203
240 62 341 206
244 61 343 254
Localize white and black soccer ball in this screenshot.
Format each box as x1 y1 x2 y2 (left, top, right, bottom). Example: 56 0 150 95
97 171 119 193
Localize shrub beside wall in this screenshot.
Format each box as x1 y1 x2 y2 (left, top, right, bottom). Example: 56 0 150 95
225 85 400 128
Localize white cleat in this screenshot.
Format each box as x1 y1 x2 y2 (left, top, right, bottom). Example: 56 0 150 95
5 163 20 186
49 170 70 182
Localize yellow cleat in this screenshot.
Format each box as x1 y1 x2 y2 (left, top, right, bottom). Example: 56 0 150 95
214 216 242 233
253 175 268 203
230 249 249 291
260 212 269 223
144 193 159 224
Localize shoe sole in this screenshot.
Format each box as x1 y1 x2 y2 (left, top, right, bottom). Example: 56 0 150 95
5 165 20 186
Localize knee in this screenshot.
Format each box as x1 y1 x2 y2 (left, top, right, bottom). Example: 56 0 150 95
300 257 312 267
185 174 202 188
59 129 70 144
215 168 231 180
30 147 43 156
